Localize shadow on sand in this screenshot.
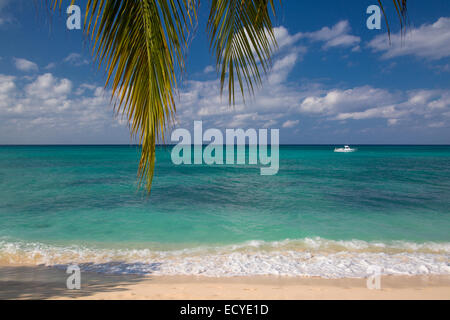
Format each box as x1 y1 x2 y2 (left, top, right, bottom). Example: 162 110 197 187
0 264 156 300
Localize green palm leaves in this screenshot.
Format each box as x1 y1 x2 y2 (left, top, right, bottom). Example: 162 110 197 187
85 0 195 191
49 0 407 193
53 0 196 192
208 0 276 104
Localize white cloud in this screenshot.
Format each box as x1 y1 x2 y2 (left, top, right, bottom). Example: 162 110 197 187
427 92 450 109
64 53 90 66
43 53 90 70
42 53 90 70
75 83 97 95
301 87 450 125
175 75 449 132
13 58 38 72
300 86 394 115
0 74 15 94
282 120 300 128
44 62 57 70
368 17 450 60
267 51 302 85
273 26 303 49
304 20 360 49
0 73 126 142
335 105 405 121
0 74 16 112
25 73 72 99
203 65 214 74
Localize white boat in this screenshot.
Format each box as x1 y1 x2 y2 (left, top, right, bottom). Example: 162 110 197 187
334 145 356 153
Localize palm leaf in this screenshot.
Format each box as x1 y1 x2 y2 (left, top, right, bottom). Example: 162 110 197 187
52 0 195 193
207 0 277 105
378 0 408 41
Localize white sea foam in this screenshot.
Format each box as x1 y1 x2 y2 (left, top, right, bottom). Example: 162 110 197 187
1 238 449 278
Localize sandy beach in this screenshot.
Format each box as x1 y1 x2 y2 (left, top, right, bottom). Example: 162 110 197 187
0 265 449 300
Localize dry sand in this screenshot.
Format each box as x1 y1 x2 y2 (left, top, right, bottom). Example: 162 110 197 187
0 265 449 300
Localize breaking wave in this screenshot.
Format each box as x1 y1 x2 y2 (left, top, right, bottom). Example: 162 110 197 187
1 238 449 278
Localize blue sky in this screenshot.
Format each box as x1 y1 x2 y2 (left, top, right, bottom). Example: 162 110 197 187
0 0 449 144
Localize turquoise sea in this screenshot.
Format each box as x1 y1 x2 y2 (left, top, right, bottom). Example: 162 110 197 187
0 145 449 278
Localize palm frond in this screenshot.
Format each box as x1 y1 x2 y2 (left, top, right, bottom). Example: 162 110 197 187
207 0 277 105
52 0 195 193
378 0 408 41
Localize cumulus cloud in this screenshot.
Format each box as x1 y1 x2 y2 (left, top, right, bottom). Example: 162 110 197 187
273 26 303 49
173 74 450 137
265 22 359 52
368 17 450 60
301 87 450 127
64 53 90 66
0 74 16 111
267 51 302 85
282 120 300 128
0 74 15 93
13 58 38 72
203 65 215 74
25 73 72 100
0 72 129 143
304 20 360 50
41 53 90 71
300 87 395 115
44 62 57 70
